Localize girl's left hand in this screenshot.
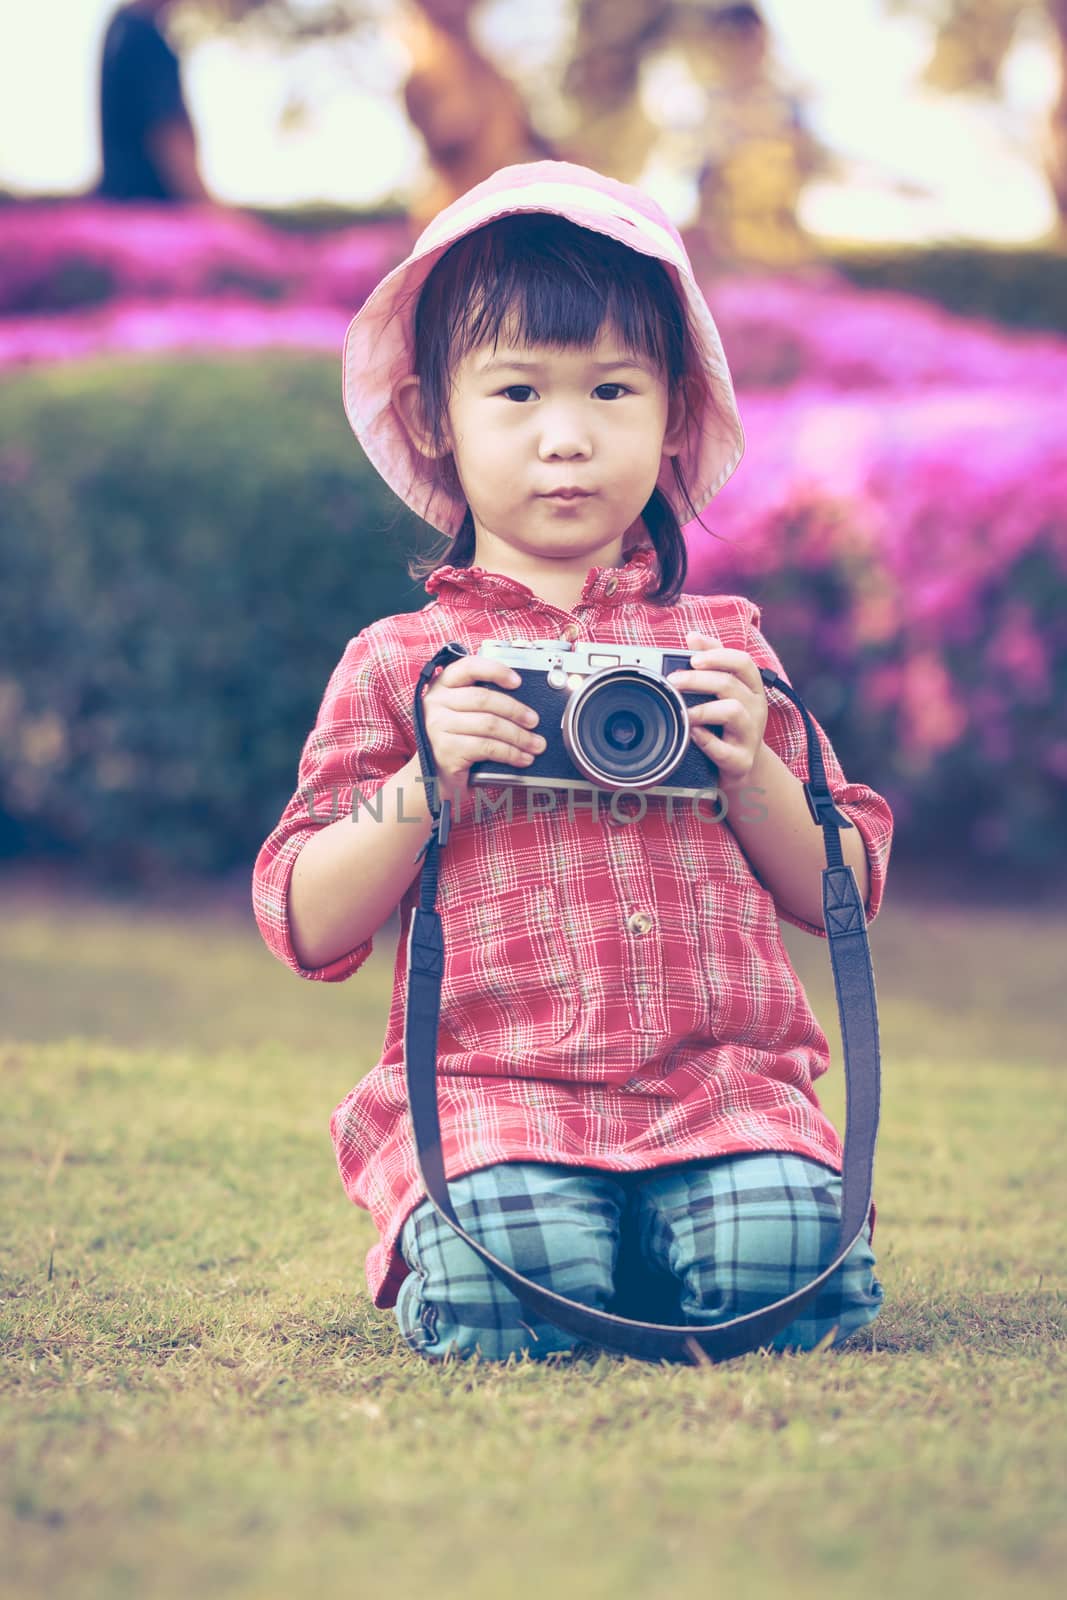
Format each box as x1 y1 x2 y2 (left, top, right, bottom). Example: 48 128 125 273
666 630 769 788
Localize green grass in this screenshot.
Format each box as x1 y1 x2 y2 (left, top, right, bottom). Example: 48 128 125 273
1 871 1064 1600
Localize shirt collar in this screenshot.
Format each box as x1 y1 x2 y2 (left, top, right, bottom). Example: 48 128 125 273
423 542 661 611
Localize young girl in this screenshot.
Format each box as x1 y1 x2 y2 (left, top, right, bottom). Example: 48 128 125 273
252 160 893 1366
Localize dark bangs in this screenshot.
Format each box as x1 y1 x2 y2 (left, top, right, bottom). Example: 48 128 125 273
398 212 723 605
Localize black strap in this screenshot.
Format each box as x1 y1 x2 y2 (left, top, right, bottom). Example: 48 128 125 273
402 642 881 1364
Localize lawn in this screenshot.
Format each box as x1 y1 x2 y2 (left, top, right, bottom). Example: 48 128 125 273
1 867 1064 1600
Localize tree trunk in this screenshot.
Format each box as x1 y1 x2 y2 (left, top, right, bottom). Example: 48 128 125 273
557 0 672 181
1046 0 1067 235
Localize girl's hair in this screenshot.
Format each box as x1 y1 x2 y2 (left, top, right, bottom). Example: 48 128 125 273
396 212 729 606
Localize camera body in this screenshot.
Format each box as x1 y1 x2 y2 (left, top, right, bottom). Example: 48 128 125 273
467 636 725 798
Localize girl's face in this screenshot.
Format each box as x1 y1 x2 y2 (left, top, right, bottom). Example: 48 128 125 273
437 319 688 583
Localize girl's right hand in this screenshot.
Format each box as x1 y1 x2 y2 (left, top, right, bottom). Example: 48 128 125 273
420 654 546 806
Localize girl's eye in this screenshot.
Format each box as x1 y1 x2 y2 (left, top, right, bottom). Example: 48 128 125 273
498 384 631 402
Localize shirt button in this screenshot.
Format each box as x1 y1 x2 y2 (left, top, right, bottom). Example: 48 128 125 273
627 911 654 935
560 623 581 643
603 576 619 597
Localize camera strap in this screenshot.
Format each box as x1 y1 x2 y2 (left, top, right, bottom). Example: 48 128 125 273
402 641 881 1364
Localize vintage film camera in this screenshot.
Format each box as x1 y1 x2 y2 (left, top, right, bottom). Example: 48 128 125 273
467 636 726 799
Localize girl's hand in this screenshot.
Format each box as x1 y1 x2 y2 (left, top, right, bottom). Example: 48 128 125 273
666 629 768 788
421 653 546 806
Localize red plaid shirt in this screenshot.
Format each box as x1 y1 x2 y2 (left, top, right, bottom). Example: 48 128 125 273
252 544 892 1309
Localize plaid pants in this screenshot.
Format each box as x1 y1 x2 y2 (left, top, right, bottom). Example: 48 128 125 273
395 1151 884 1363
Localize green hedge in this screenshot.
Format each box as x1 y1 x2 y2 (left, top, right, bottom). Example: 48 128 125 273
0 354 430 887
824 239 1067 338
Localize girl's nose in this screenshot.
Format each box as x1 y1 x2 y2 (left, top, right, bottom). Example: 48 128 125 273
539 429 593 458
540 445 592 461
537 403 595 452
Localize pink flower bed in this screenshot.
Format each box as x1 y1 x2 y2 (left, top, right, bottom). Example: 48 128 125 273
689 382 1066 603
708 272 1067 392
685 380 1066 851
0 201 412 316
0 295 348 366
3 201 1065 391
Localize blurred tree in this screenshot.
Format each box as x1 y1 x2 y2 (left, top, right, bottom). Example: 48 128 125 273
174 1 1067 248
559 0 673 182
1051 0 1067 226
392 1 561 232
177 0 401 91
668 4 831 276
884 0 1067 238
178 0 562 229
180 0 362 40
554 4 836 275
176 1 829 264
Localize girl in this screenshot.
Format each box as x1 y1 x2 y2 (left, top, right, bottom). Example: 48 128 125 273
252 160 892 1366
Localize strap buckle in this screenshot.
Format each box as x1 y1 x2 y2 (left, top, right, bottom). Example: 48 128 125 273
803 782 853 830
414 795 453 865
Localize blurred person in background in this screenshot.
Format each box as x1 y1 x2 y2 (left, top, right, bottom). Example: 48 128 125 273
95 0 214 203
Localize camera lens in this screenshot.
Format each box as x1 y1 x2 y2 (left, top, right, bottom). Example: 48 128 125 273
563 669 689 789
603 708 642 752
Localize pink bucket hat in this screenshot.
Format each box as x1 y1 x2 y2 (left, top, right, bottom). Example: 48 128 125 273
341 159 746 541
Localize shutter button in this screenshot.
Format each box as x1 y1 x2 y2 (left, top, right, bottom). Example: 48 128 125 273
603 575 619 596
627 912 653 935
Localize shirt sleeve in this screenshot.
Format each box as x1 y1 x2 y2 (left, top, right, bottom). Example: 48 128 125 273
732 597 894 940
251 628 415 982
